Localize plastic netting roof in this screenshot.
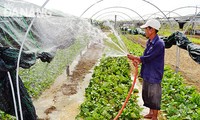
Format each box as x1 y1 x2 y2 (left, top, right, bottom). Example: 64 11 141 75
20 0 200 20
0 0 199 19
0 0 106 51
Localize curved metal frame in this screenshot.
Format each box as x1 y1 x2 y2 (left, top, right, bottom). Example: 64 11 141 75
98 14 126 21
145 11 182 20
80 0 104 17
94 11 134 21
16 1 50 119
166 6 200 16
90 6 145 21
141 0 172 25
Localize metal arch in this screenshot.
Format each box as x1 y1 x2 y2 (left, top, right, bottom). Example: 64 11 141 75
141 0 172 26
94 11 134 21
90 6 145 21
15 1 50 119
98 14 126 21
95 14 126 20
145 11 182 20
80 0 104 17
166 6 200 16
146 13 166 20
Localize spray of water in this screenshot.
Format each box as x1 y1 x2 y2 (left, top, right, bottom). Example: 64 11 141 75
102 20 129 57
0 1 107 53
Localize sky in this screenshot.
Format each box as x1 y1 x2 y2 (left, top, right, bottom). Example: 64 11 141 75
22 0 200 20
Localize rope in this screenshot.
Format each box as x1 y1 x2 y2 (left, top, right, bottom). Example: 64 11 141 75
114 62 138 120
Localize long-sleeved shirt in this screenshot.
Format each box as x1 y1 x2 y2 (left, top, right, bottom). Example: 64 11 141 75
140 34 165 83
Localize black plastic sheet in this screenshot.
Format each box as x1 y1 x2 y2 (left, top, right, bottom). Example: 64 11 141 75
0 47 37 120
162 31 200 64
187 44 200 64
37 52 55 63
132 28 145 36
0 47 55 119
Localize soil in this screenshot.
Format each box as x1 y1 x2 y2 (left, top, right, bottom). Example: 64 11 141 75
33 42 104 120
165 46 200 91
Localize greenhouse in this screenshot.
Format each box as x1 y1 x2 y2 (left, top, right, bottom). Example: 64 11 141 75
0 0 200 120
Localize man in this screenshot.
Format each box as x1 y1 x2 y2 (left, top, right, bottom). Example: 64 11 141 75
127 19 165 120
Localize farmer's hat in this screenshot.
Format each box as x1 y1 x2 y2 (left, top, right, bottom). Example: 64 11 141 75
140 19 161 30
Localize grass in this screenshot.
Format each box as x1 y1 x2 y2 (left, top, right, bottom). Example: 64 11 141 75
187 37 200 44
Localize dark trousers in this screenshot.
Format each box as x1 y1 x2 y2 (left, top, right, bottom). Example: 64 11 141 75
142 80 162 110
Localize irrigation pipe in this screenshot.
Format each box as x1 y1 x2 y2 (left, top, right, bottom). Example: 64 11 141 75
114 62 138 120
15 0 50 119
7 72 19 120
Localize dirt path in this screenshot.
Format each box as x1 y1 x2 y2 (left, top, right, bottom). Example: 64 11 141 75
33 43 103 120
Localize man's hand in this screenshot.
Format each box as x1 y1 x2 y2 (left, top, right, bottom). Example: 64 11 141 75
127 54 141 66
127 54 136 61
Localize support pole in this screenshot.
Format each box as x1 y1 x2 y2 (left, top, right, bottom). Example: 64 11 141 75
175 45 180 73
114 15 117 29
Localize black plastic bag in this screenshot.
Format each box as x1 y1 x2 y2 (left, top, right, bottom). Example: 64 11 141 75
187 44 200 64
0 47 37 120
162 31 200 64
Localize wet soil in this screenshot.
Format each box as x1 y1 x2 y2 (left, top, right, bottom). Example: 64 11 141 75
34 43 104 120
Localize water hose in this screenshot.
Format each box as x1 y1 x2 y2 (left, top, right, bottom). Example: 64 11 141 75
114 63 138 120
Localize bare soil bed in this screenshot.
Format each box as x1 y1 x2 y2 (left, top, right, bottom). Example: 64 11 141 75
34 43 103 120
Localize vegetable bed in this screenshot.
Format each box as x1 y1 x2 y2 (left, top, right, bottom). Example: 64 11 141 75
77 56 142 120
78 33 200 120
77 34 145 119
